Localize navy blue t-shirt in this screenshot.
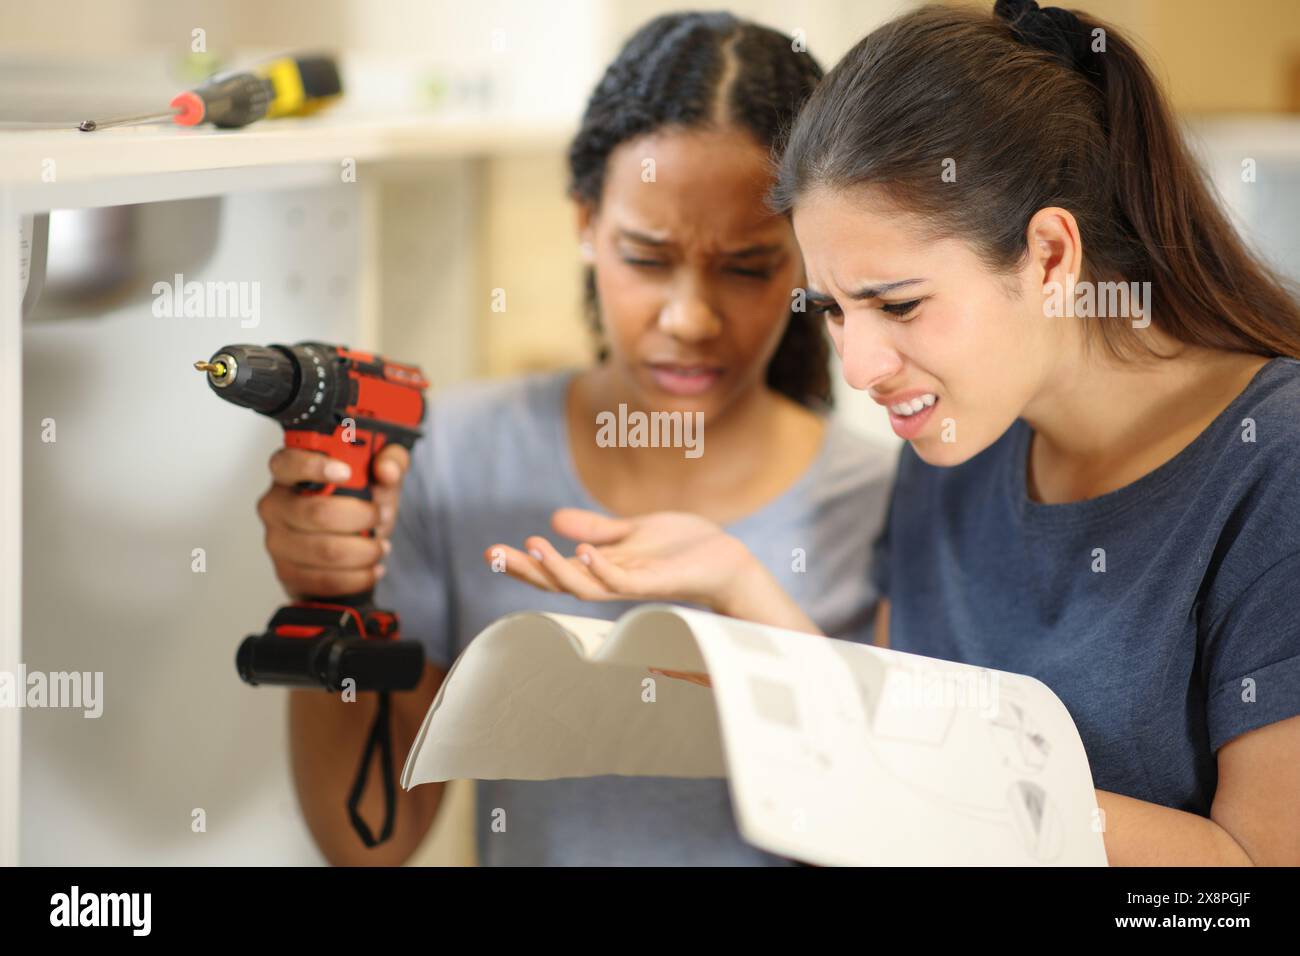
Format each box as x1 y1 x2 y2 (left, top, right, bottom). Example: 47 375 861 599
873 357 1300 815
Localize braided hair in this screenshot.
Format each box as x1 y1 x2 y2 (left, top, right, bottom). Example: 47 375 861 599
567 12 832 408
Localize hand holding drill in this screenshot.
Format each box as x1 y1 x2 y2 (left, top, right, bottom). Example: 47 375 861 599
258 442 410 601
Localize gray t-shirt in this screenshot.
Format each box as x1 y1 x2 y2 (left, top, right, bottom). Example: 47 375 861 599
375 369 894 865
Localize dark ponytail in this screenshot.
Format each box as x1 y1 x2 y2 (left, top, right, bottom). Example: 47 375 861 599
771 1 1300 361
568 12 832 408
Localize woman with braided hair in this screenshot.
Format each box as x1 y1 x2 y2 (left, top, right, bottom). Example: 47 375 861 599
263 12 894 865
497 2 1300 865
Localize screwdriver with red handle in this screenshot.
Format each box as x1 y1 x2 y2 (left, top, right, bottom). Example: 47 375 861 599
78 54 342 131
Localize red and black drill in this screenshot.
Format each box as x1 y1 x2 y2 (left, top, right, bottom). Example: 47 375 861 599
195 340 429 847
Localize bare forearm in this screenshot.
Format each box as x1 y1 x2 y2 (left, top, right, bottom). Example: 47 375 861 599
717 554 823 635
289 688 442 866
1096 790 1254 866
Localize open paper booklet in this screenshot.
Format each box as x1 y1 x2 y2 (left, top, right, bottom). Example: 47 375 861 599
401 605 1109 866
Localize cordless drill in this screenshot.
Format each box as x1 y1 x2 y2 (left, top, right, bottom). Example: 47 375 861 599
195 340 429 847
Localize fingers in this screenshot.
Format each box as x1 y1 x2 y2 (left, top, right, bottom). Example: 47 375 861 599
268 447 352 488
259 447 402 602
482 544 560 593
574 542 643 595
373 444 410 487
258 484 380 535
275 562 386 601
483 534 644 604
265 524 388 571
367 446 409 537
551 508 634 544
526 535 620 602
370 478 400 537
372 500 398 539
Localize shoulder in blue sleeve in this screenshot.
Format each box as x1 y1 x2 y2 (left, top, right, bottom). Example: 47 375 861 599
1203 549 1300 752
1199 359 1300 752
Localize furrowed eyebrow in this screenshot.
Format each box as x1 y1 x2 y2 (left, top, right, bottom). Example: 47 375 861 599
720 243 785 259
807 279 926 302
846 278 926 300
618 231 785 260
617 229 672 247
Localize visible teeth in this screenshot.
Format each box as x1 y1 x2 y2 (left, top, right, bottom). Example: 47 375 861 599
889 393 937 417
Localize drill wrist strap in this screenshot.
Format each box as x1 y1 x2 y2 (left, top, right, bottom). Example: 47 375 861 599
346 691 397 848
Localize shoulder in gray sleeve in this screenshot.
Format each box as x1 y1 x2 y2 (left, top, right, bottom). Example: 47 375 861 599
372 369 578 670
372 402 455 670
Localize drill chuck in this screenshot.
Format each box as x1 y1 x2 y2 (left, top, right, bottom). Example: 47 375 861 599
197 341 426 439
196 344 298 415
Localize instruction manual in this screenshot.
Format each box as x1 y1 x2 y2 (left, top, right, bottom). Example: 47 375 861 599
400 604 1108 866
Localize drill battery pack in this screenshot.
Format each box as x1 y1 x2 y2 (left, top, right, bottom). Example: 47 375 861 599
237 598 425 692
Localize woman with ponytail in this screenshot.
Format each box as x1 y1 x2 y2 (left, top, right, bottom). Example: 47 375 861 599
497 2 1300 865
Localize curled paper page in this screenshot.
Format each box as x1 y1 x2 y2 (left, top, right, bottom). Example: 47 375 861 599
401 604 1109 866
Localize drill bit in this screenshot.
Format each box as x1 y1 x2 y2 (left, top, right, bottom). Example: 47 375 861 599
194 360 228 377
